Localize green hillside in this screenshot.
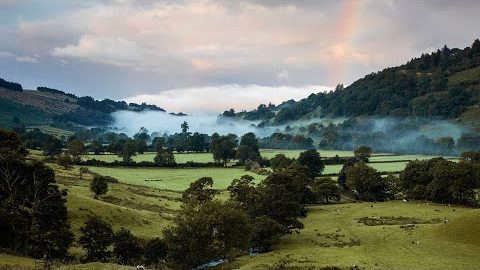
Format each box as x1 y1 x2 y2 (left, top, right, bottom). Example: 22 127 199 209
0 85 166 131
227 39 480 124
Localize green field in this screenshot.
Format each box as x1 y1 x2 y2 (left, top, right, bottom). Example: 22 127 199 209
321 162 409 175
2 150 472 270
234 201 480 270
3 200 479 270
84 149 451 165
85 152 215 163
83 151 456 192
87 166 266 191
369 154 458 162
260 149 355 159
87 161 408 192
84 149 357 163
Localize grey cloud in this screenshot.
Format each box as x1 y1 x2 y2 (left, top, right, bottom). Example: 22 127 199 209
0 0 478 106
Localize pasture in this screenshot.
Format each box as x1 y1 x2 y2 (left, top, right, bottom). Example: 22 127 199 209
50 163 180 238
87 166 266 191
233 201 480 270
1 150 476 270
83 150 459 191
84 149 456 165
84 149 357 163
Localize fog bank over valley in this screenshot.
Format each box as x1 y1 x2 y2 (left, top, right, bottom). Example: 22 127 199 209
110 110 283 137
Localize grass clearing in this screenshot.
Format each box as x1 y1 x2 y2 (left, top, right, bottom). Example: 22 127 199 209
4 152 477 270
0 254 34 269
369 154 458 162
48 163 179 240
84 149 358 163
233 201 480 270
86 166 265 191
84 149 456 166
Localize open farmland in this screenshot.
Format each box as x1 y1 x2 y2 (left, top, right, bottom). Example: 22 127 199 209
83 150 459 191
87 166 266 191
83 149 357 163
232 201 480 270
84 149 457 164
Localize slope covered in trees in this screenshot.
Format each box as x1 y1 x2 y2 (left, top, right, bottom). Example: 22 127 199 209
0 82 165 128
229 39 480 124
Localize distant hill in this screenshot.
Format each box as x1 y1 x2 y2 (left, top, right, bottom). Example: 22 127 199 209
0 84 165 129
226 39 480 125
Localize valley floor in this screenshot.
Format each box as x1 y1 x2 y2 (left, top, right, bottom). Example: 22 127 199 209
232 201 480 269
1 150 476 270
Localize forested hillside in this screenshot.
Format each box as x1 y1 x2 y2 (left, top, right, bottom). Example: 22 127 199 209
226 39 480 124
0 83 165 129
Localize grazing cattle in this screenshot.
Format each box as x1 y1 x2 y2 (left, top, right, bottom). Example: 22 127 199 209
136 266 145 270
403 199 408 203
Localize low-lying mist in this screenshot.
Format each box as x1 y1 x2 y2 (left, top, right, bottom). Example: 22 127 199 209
110 110 283 137
110 110 477 155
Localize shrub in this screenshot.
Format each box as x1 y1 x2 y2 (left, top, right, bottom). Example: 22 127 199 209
90 175 109 199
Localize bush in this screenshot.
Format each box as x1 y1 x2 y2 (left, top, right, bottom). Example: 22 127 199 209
251 216 285 252
90 175 109 199
79 216 114 262
57 155 73 169
312 177 341 204
144 238 168 267
113 228 143 265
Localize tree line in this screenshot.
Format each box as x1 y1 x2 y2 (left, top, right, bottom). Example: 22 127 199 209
0 76 23 91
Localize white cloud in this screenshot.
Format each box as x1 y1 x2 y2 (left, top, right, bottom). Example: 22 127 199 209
0 51 14 58
15 55 38 63
124 84 331 113
52 35 143 66
3 0 480 99
0 50 38 63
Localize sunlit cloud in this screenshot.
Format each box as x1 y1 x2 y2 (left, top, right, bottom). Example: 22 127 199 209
0 0 479 106
124 84 332 113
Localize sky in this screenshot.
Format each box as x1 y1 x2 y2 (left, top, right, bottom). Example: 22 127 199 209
0 0 479 113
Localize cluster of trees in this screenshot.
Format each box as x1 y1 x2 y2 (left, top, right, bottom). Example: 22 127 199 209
0 129 73 260
165 124 210 153
14 123 268 168
78 216 167 267
159 149 349 268
334 149 480 204
259 133 314 150
400 156 480 205
0 76 23 91
223 103 276 120
75 148 332 268
210 132 263 166
37 87 77 99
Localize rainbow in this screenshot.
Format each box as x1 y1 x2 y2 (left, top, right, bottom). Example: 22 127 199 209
330 0 362 85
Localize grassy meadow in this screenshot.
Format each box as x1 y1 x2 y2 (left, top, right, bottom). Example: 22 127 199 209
233 201 480 270
84 149 357 164
83 150 452 192
87 166 266 191
2 149 474 270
